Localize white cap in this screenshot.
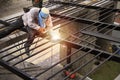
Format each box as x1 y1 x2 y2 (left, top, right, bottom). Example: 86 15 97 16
41 7 49 14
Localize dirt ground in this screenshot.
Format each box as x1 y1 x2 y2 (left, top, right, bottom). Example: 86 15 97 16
0 0 32 18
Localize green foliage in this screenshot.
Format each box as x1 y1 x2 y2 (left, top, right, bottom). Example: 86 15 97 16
90 61 120 80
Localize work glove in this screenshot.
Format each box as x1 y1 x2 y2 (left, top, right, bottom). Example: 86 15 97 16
37 28 46 37
38 27 46 34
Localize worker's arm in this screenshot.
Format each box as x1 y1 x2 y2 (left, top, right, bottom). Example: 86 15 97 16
46 15 53 31
27 13 40 30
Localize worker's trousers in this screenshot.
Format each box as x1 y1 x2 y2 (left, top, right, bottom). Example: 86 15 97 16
24 26 39 53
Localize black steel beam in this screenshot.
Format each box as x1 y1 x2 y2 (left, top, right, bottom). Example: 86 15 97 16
66 45 72 70
0 20 10 26
0 34 27 50
0 60 37 80
50 1 120 13
51 13 120 31
61 40 120 63
81 30 120 43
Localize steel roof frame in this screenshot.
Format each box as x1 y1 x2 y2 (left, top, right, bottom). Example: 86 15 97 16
0 1 120 80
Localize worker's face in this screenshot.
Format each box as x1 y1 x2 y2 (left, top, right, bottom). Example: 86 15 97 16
40 11 49 19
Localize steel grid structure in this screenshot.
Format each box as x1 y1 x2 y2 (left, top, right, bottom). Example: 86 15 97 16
0 0 120 80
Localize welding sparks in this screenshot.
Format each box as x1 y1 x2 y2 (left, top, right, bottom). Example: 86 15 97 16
48 24 61 41
50 30 61 41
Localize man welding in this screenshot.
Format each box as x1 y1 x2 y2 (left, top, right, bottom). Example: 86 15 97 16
23 7 53 56
0 7 53 56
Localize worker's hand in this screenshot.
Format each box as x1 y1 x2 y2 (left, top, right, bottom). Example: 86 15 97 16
37 28 47 38
38 28 46 34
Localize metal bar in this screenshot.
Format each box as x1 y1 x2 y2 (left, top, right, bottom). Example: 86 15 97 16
0 20 10 26
81 30 120 43
61 40 120 63
34 47 83 78
1 38 43 59
60 30 100 48
0 34 27 50
6 41 50 62
46 47 93 80
63 51 103 80
51 13 120 31
51 13 120 43
12 42 57 66
0 60 36 80
50 1 120 13
80 50 119 80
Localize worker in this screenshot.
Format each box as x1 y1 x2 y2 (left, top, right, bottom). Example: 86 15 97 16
0 7 53 56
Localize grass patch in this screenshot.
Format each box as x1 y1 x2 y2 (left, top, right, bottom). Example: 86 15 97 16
90 61 120 80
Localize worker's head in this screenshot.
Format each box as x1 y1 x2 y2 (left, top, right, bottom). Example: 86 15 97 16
39 7 49 19
38 7 50 28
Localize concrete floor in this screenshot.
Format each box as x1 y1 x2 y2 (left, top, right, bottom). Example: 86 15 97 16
0 0 32 18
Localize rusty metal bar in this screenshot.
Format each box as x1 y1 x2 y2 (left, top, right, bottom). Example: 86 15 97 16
0 60 36 80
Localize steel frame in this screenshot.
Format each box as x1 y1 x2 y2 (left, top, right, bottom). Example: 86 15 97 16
0 1 120 80
61 40 120 63
51 13 120 43
50 1 120 13
0 60 36 80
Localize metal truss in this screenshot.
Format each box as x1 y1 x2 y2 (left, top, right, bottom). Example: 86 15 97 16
0 0 120 80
